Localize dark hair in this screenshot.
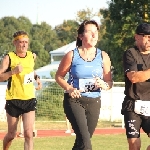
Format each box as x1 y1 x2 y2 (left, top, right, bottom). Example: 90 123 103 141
13 30 28 38
76 20 100 47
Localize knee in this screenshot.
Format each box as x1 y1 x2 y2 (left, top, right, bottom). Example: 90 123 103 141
7 131 17 140
128 138 141 150
24 130 33 139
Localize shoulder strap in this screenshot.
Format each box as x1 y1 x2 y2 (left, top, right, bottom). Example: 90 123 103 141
96 48 103 60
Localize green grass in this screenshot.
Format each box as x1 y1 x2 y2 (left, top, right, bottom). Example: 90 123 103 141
0 134 149 150
0 120 121 131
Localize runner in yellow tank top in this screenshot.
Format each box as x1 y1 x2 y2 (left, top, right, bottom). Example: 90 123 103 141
0 30 42 150
6 51 35 100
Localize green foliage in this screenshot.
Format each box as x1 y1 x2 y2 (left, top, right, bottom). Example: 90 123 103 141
30 40 50 69
55 20 79 45
99 0 150 81
30 22 61 53
0 5 149 81
76 8 100 23
50 70 57 79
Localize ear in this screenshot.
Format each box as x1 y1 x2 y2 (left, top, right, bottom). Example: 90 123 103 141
78 34 83 40
13 40 16 46
134 34 138 41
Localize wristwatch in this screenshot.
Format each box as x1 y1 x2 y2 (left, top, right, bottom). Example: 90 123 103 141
34 74 40 80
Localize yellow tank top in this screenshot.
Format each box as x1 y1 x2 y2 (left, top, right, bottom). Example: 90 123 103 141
6 51 35 100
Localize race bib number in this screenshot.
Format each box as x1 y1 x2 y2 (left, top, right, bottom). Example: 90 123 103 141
134 100 150 116
79 79 98 92
24 72 34 84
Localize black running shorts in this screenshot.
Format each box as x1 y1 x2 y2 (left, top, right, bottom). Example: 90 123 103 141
124 111 150 138
5 98 37 118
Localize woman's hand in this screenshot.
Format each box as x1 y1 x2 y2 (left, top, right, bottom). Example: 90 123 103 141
67 88 83 98
95 77 108 90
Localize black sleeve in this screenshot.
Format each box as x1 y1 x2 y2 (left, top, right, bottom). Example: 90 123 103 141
123 49 137 74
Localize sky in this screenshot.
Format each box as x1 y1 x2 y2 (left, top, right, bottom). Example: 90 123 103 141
0 0 109 27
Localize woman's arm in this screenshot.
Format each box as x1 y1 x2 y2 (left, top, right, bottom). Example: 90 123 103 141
55 50 73 91
102 51 113 90
95 51 113 90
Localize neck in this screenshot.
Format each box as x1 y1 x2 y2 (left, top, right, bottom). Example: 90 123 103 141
81 47 96 54
137 46 150 54
15 51 27 57
139 49 150 54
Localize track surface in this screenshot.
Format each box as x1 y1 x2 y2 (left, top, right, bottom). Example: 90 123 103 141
0 128 142 139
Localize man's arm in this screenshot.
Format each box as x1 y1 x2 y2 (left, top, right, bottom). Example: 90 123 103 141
34 73 42 90
123 49 150 83
0 55 12 81
127 70 150 83
0 55 23 82
33 53 42 90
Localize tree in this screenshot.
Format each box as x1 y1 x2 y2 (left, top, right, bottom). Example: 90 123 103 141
30 40 50 69
17 16 32 33
76 8 100 24
99 0 150 81
55 20 79 45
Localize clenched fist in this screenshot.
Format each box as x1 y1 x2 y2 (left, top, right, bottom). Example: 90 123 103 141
11 64 23 75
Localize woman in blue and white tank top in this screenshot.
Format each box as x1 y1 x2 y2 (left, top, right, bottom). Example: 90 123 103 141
55 20 113 150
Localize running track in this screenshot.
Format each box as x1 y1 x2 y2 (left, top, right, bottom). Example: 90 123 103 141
0 128 144 140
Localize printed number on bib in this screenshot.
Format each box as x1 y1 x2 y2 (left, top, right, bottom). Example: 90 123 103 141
134 100 150 116
79 79 98 92
24 72 34 84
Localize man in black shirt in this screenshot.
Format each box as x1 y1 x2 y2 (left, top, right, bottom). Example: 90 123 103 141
122 23 150 150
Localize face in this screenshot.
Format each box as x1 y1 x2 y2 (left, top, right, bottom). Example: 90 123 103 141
81 24 98 47
13 37 29 53
135 34 150 52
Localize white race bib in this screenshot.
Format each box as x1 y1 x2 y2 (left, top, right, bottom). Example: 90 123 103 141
134 100 150 116
79 79 98 92
24 72 34 85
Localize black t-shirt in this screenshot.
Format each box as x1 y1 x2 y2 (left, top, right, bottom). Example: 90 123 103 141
121 46 150 114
